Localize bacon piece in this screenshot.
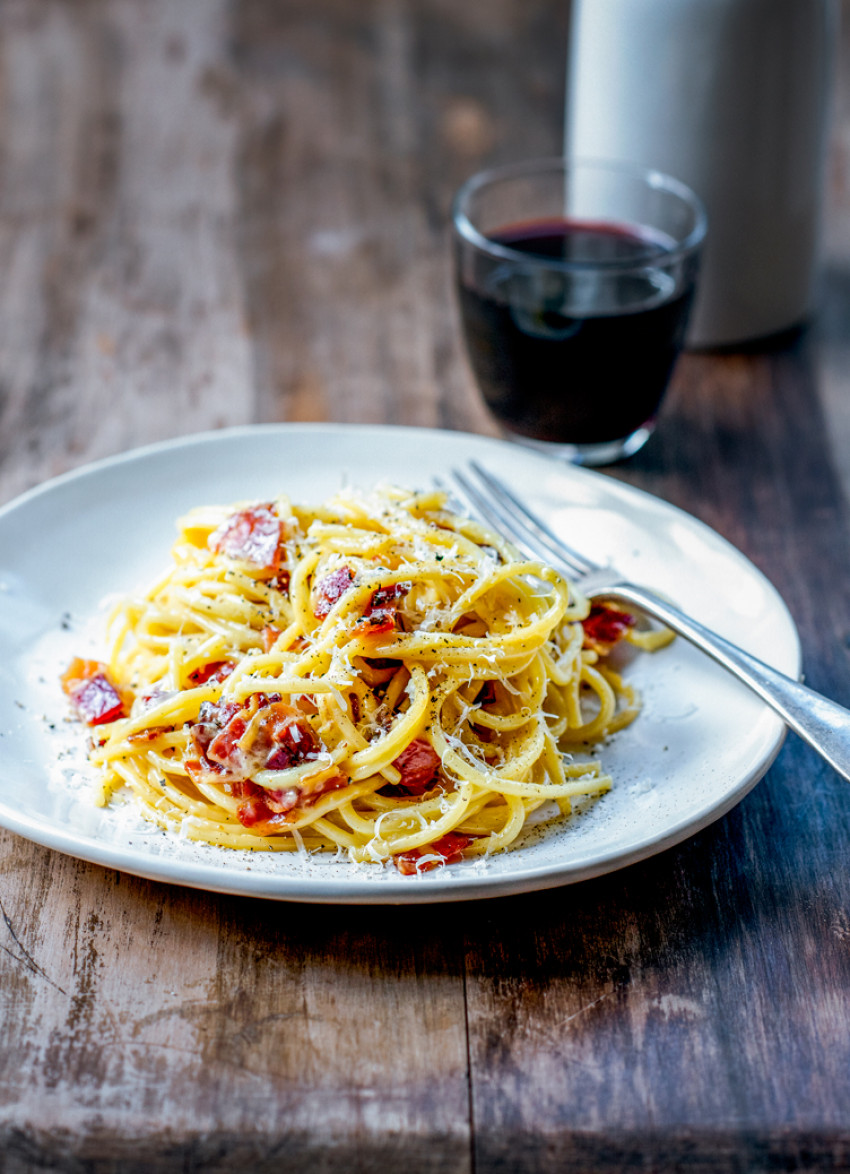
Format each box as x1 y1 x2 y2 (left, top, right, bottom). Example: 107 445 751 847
185 758 227 784
261 706 319 770
188 694 317 783
234 781 282 827
379 737 441 799
187 661 235 686
359 582 409 635
268 569 291 595
187 700 243 780
210 504 282 574
187 692 349 825
581 603 635 654
475 680 497 706
127 727 172 744
394 832 472 875
61 658 126 726
313 566 355 618
139 688 177 711
294 694 319 715
207 712 250 768
233 773 347 827
261 626 281 652
313 571 408 632
393 738 441 795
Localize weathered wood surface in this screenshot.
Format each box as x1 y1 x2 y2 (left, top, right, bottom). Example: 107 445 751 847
1 2 850 1171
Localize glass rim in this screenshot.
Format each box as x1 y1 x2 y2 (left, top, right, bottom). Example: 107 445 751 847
451 156 708 271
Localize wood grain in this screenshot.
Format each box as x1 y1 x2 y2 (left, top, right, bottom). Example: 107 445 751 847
0 0 254 504
231 0 567 436
1 1 850 1171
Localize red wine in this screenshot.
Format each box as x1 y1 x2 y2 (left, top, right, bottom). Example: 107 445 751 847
456 218 695 447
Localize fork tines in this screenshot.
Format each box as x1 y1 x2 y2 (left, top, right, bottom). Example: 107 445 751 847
450 462 598 581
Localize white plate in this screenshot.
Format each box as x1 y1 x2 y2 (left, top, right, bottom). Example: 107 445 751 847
0 424 800 903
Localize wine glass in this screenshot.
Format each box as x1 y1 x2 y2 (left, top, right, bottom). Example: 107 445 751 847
452 157 706 466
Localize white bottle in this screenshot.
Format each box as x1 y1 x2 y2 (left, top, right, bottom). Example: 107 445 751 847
565 0 838 348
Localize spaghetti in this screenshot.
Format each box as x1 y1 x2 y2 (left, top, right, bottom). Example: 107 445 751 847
62 485 669 872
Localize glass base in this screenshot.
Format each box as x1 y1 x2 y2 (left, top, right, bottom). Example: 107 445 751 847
500 424 654 467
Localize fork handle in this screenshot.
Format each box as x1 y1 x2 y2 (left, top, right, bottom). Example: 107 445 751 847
599 583 850 784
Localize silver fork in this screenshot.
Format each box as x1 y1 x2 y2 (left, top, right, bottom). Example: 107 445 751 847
451 460 850 785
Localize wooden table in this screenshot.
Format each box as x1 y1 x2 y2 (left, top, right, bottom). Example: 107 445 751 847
2 2 850 1170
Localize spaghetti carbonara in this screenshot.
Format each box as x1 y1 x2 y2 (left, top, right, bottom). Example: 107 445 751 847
61 486 667 873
